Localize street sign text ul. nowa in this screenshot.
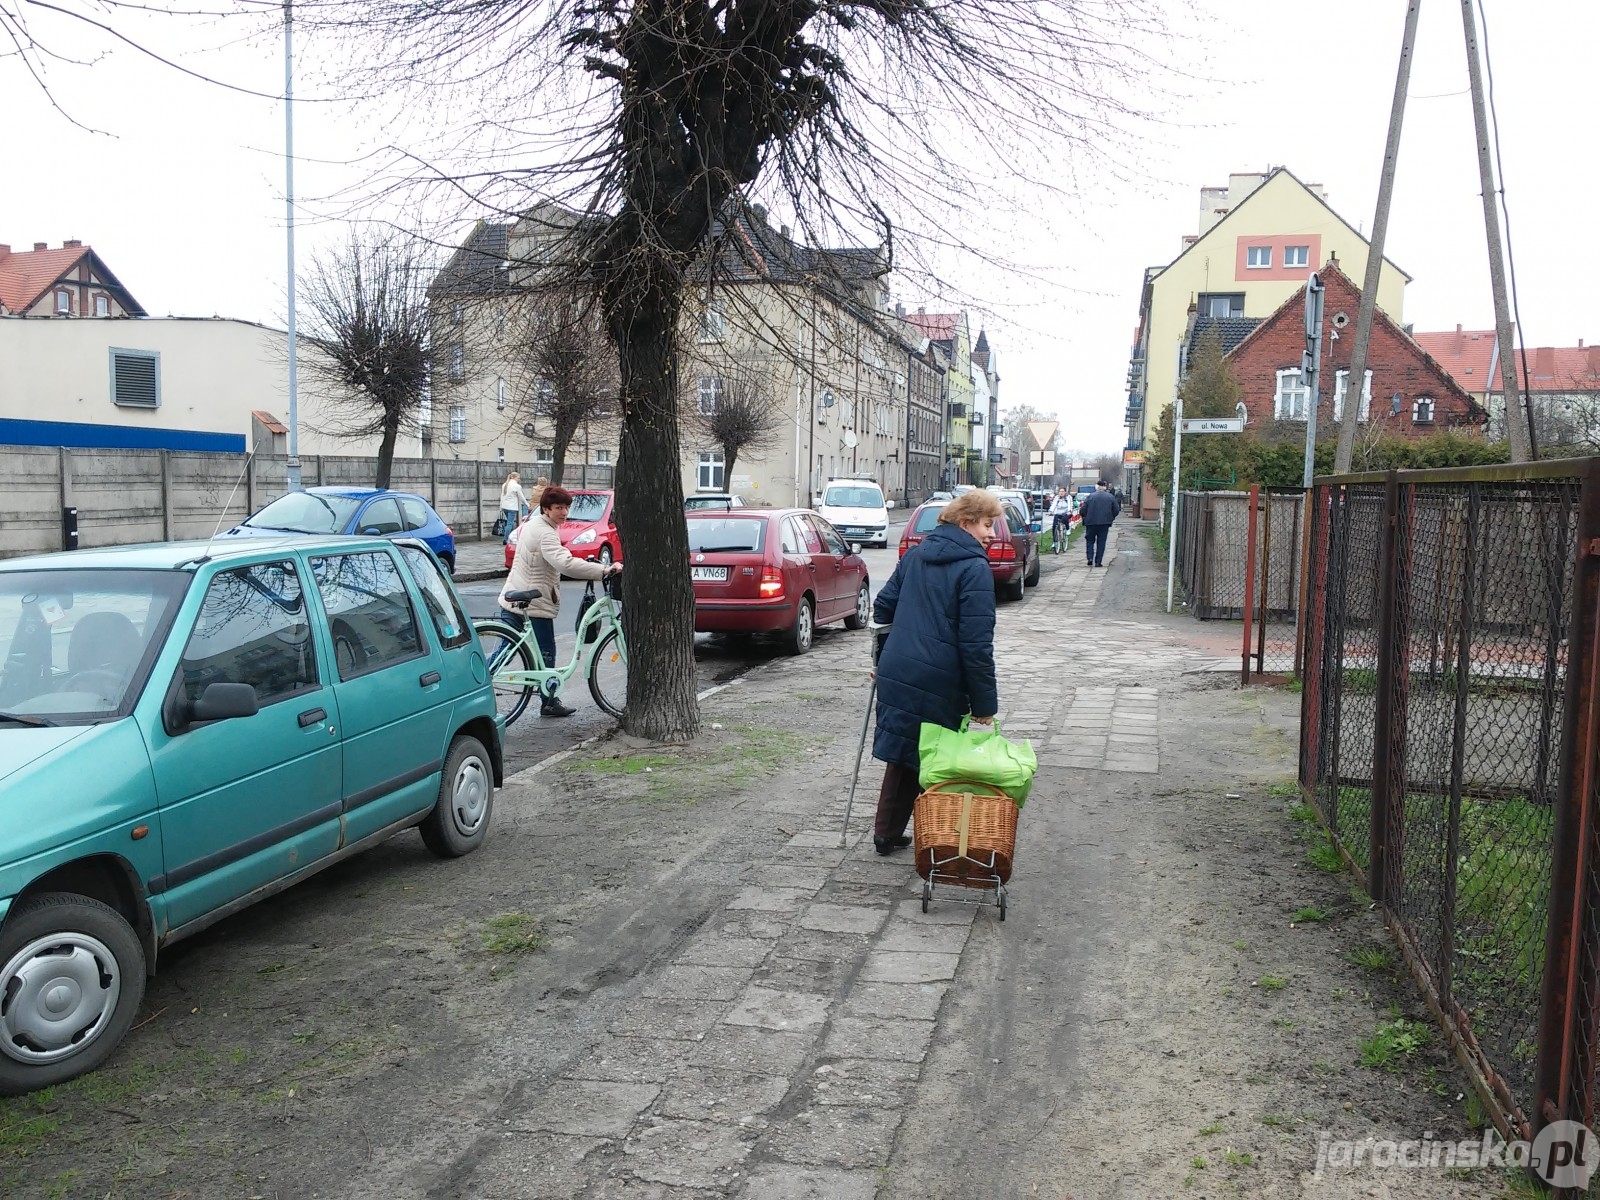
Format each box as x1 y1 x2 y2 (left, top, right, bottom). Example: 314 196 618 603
1181 417 1244 434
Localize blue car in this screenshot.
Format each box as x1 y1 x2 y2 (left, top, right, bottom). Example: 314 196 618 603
222 487 456 573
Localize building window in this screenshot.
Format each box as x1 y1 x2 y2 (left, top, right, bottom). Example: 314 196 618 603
697 305 726 343
596 449 612 464
534 446 554 465
109 348 160 408
1413 397 1435 424
496 378 507 411
1273 368 1307 421
1246 246 1272 269
449 345 465 382
697 449 725 490
1199 293 1245 319
93 294 110 317
449 404 466 443
1333 369 1373 422
55 289 72 315
697 375 723 415
496 446 506 462
1284 245 1309 268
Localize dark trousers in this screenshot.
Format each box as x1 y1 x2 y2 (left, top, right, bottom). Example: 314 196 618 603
874 761 922 839
1084 524 1110 565
499 609 561 701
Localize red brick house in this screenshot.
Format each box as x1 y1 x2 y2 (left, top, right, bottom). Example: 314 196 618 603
0 240 145 318
1219 259 1483 437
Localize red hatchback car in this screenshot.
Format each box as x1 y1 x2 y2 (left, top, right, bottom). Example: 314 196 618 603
688 508 870 654
504 489 622 570
898 497 1039 601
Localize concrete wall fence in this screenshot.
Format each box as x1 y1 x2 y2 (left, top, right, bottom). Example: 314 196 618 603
0 446 613 560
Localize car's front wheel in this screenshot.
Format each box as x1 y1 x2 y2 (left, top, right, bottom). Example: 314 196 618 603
598 544 614 568
420 734 494 858
0 894 147 1096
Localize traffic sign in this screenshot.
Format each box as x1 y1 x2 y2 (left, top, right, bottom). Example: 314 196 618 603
1180 417 1244 434
1028 450 1055 477
1026 421 1059 452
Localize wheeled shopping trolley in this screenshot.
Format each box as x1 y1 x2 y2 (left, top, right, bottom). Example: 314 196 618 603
912 779 1019 920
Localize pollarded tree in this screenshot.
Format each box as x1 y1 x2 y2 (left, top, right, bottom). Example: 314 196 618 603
509 296 619 485
683 360 784 490
311 0 1166 740
297 233 433 490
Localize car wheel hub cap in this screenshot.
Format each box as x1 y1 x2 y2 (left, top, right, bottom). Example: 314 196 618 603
453 757 489 834
1 935 121 1065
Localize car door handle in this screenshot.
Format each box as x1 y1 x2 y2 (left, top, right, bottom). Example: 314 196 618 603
298 707 327 728
419 670 442 688
806 563 816 570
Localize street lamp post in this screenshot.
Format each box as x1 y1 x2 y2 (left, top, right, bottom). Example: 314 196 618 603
283 0 302 491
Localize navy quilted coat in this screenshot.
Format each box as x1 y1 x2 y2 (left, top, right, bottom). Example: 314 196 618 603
871 522 999 769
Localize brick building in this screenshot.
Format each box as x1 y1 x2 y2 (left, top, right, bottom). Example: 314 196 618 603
1222 259 1484 437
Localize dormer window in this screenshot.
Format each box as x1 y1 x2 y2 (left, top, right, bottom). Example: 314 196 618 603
93 294 110 317
54 289 72 315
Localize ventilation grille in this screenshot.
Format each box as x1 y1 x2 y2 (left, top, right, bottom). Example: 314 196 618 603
111 351 159 407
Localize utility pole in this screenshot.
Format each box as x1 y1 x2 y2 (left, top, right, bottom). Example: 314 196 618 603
1460 0 1532 461
283 0 302 491
1334 0 1422 473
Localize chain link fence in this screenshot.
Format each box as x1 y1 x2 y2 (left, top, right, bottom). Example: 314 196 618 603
1300 461 1600 1175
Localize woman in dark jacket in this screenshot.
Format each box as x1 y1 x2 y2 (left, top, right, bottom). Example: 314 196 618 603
869 489 1001 854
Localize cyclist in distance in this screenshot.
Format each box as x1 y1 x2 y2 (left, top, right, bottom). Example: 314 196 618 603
497 485 622 717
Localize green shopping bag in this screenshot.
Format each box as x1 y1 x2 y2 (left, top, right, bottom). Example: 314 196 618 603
918 717 1038 806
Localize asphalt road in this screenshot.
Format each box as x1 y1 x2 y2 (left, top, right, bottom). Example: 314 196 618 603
456 517 908 773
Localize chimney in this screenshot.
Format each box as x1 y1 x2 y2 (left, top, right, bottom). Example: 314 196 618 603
1456 323 1463 334
33 242 47 251
0 244 9 256
780 224 791 240
895 302 906 318
63 239 82 249
1580 339 1586 349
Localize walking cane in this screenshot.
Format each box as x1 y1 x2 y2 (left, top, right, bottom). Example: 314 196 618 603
840 624 889 847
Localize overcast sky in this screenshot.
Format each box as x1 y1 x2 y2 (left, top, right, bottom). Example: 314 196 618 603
5 0 1594 461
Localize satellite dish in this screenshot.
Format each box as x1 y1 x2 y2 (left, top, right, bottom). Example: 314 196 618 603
843 429 858 448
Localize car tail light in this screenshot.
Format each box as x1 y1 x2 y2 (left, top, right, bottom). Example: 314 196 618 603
758 566 784 598
444 525 453 536
988 539 1016 562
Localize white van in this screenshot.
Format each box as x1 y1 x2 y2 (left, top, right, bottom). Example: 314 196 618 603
817 479 890 548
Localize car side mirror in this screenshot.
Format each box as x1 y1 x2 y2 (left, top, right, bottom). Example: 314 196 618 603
360 526 382 536
192 681 260 722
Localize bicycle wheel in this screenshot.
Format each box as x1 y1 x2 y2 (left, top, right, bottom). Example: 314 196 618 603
588 628 629 719
474 619 536 726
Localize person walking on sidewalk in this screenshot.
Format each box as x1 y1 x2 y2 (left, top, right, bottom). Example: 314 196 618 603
497 485 622 718
499 472 528 544
1079 479 1120 568
1048 487 1074 555
868 489 1000 855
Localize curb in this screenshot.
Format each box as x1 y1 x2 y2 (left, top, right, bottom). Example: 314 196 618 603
454 567 508 584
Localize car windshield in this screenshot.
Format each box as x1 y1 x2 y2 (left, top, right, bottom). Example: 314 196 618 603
912 504 947 534
245 491 363 534
685 496 735 510
0 569 190 724
565 493 609 523
686 518 768 553
823 486 883 508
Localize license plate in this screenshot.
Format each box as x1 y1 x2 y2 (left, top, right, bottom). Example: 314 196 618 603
691 566 729 581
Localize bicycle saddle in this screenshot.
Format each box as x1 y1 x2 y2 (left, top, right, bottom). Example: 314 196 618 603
504 588 542 602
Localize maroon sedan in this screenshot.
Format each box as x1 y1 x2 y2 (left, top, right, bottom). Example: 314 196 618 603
688 508 870 654
898 497 1039 601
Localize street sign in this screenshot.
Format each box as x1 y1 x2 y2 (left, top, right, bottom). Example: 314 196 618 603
1180 417 1244 434
1028 450 1055 477
1026 421 1058 452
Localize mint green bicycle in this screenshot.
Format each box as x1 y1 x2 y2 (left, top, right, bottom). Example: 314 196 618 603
473 576 628 725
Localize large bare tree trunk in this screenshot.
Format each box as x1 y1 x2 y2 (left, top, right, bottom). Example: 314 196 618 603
375 417 399 489
610 297 698 741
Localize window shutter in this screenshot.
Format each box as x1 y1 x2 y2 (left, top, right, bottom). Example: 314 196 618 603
111 350 160 407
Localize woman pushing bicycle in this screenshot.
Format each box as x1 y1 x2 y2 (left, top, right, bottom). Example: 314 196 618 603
497 484 623 717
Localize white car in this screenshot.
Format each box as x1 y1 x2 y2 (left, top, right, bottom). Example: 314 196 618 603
817 480 890 548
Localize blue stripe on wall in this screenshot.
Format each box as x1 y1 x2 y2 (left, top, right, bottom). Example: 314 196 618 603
0 418 246 454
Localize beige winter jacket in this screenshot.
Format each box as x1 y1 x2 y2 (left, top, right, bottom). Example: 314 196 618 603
497 512 607 619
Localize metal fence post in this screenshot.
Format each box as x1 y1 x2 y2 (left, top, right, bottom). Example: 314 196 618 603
1535 458 1600 1137
1369 471 1406 906
1242 485 1260 685
1257 489 1273 674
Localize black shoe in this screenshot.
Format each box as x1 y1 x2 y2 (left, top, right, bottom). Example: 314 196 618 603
541 700 576 718
873 834 912 856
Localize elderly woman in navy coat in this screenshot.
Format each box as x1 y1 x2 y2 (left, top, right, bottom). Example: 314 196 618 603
869 489 1002 855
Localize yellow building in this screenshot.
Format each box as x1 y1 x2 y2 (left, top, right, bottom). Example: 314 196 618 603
1125 168 1410 508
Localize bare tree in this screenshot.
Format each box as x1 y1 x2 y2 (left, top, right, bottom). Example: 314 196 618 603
684 361 784 488
509 297 619 484
297 234 432 489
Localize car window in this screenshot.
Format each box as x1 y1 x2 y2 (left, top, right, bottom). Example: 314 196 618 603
1001 503 1027 534
912 504 946 534
244 491 363 534
812 517 849 555
780 517 803 555
795 517 824 555
0 569 188 722
399 498 433 532
398 546 470 650
179 562 318 710
823 485 884 508
357 498 405 536
567 493 609 523
309 551 425 680
686 518 767 553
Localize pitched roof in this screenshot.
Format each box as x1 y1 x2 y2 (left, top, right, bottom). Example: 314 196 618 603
1188 315 1262 358
428 220 513 297
1411 328 1496 392
1410 332 1600 393
252 410 289 435
706 210 886 288
0 241 145 316
905 311 958 343
1507 345 1600 392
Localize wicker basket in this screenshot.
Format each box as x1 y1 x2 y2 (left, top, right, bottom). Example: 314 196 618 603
913 779 1019 887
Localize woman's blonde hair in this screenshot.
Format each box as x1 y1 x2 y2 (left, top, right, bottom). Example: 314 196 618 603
506 471 520 482
938 490 1003 527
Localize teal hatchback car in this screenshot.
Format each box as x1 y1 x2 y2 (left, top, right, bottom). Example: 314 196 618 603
0 535 502 1095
